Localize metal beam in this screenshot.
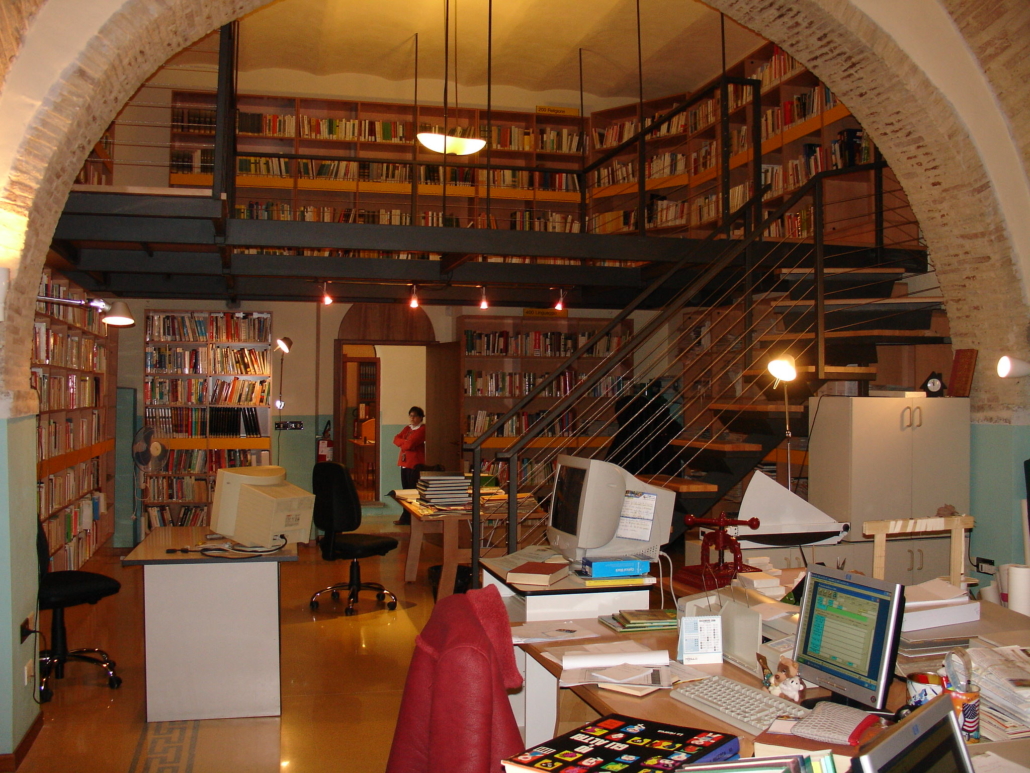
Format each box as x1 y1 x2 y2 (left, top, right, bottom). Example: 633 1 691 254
55 215 217 244
63 192 222 219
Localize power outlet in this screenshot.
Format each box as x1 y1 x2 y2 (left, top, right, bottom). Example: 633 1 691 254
975 557 996 575
23 659 33 687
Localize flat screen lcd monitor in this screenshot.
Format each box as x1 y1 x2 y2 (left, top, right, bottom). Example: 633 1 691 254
546 454 675 562
793 565 904 711
852 694 973 773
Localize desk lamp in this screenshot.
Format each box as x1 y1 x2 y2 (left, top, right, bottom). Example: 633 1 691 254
767 354 797 490
35 293 135 326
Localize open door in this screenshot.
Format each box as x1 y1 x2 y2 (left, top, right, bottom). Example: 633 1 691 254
335 348 381 504
425 341 461 472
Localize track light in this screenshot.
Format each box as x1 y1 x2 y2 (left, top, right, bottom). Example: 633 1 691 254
554 289 565 312
479 286 489 310
322 282 333 306
998 356 1030 378
409 285 419 309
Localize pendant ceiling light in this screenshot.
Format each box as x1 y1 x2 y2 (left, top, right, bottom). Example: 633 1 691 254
416 0 485 156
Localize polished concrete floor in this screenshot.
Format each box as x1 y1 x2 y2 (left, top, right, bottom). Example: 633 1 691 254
18 514 435 773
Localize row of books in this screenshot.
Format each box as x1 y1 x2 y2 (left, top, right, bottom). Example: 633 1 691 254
170 148 214 175
45 517 105 573
144 475 210 503
210 347 269 376
37 410 102 461
41 491 103 551
32 322 107 371
463 329 628 358
171 106 216 134
145 504 209 530
464 369 588 398
238 111 295 137
464 408 578 438
151 448 271 474
31 370 101 412
298 117 410 142
36 275 104 332
145 345 208 375
145 407 207 438
38 458 100 518
146 312 271 344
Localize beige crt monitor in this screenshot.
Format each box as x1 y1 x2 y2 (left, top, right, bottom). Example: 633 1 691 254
233 480 314 547
210 465 285 538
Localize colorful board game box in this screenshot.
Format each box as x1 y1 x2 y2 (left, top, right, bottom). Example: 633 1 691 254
502 714 739 773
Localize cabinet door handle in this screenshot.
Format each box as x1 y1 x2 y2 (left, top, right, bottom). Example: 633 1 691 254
917 549 924 571
907 549 914 571
902 406 912 428
914 406 923 427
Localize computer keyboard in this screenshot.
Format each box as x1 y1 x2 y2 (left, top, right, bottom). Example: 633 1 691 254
670 675 811 736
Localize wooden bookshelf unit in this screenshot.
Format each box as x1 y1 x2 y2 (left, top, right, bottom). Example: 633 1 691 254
141 310 273 532
33 267 118 571
458 314 633 486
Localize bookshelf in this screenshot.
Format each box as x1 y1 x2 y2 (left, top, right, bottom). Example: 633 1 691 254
340 356 379 502
33 267 118 571
141 310 273 531
458 314 633 487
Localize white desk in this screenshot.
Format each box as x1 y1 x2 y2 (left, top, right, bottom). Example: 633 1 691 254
480 558 651 622
122 527 297 722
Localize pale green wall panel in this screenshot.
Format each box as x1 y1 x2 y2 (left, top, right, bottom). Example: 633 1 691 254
969 423 1030 581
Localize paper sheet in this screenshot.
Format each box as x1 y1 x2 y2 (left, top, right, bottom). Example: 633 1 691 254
973 752 1030 773
753 600 797 621
562 648 670 669
510 619 606 644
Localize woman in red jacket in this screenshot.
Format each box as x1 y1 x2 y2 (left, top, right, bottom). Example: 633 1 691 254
393 406 425 525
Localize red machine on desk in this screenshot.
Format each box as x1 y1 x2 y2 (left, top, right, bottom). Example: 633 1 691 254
674 512 762 589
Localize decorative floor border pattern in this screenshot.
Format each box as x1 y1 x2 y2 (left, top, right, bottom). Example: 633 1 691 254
128 720 199 773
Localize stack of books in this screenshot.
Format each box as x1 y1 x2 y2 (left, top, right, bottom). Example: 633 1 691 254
416 472 470 507
572 555 656 587
599 608 678 633
895 631 969 676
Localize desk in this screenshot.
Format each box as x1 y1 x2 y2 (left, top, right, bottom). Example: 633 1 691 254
122 526 297 722
396 493 546 600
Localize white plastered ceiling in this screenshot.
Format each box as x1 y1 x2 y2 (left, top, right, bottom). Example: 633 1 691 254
233 0 763 103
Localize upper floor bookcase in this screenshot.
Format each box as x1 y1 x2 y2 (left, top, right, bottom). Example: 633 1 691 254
141 309 273 532
34 267 118 571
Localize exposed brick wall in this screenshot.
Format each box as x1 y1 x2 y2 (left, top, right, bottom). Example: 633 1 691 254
0 0 44 91
706 0 1030 423
1 0 1029 425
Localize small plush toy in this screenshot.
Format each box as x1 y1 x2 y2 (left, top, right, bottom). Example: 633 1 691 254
778 676 805 703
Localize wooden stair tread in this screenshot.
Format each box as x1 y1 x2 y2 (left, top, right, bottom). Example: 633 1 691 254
644 474 718 493
776 267 906 275
743 364 877 378
669 438 763 452
758 329 947 341
775 296 944 307
709 402 804 414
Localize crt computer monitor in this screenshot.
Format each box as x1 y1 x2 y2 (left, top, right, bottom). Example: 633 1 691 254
210 465 315 547
792 565 905 711
547 454 675 562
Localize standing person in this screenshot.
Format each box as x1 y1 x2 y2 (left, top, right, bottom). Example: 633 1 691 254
393 406 425 526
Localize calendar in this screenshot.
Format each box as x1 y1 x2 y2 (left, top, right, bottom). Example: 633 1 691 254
677 615 723 665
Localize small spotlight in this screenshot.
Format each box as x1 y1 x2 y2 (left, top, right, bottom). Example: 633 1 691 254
322 282 333 306
276 337 293 354
554 289 565 312
409 285 419 309
998 356 1030 378
479 286 489 310
274 397 285 410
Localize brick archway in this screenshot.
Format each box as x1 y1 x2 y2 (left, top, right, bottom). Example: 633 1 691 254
1 0 1027 421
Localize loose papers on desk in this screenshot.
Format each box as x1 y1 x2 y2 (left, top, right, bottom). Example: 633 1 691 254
953 645 1030 741
540 641 671 687
510 618 607 644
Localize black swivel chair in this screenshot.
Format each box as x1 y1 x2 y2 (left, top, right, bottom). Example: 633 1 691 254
309 461 399 615
36 522 122 702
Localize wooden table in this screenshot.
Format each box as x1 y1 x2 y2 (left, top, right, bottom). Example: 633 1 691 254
122 526 297 722
395 493 546 600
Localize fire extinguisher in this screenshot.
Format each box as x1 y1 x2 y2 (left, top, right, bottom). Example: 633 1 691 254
317 420 333 462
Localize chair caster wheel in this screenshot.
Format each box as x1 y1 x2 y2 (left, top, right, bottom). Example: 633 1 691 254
109 676 122 689
387 601 397 611
345 607 356 616
310 600 319 610
377 592 386 601
331 591 340 601
39 687 52 703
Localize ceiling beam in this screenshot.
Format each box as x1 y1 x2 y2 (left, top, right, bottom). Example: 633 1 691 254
63 191 224 219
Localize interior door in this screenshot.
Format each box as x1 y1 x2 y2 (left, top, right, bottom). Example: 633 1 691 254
850 397 912 532
910 397 970 517
425 341 461 472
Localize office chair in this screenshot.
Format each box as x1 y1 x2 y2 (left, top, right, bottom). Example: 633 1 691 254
309 461 399 615
36 521 122 702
